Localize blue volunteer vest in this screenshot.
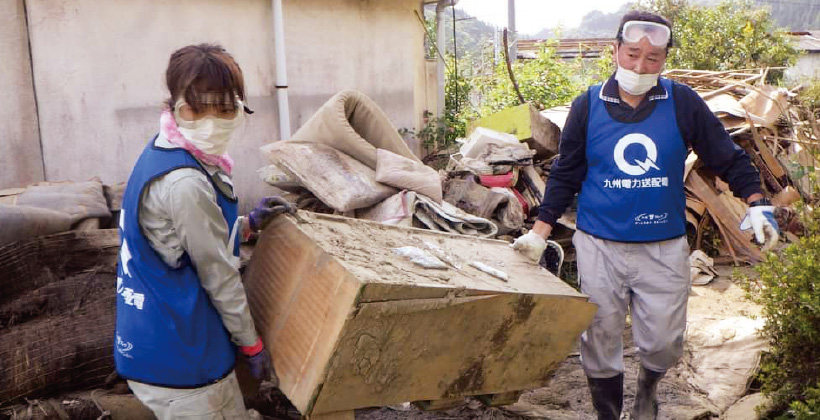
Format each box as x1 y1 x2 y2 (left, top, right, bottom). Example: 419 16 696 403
114 135 239 388
577 78 687 242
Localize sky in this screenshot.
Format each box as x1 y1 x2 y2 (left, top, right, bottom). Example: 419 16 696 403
455 0 632 35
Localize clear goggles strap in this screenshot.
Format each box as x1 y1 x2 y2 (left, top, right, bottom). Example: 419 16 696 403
622 21 671 47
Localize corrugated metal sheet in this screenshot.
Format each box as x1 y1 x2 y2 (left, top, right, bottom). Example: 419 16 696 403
788 31 820 53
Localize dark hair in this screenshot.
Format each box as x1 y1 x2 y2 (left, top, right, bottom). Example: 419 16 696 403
165 44 246 113
616 10 674 50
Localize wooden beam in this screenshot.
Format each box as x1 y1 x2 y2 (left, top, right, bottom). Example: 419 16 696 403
686 171 761 263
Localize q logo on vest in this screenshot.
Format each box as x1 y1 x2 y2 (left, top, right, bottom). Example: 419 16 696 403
613 133 661 176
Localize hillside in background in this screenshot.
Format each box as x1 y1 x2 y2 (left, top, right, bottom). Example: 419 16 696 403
424 4 495 59
526 3 632 40
755 0 820 30
443 0 818 62
698 0 820 30
523 0 818 41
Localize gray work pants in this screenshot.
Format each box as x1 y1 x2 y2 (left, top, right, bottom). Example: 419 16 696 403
574 230 690 378
128 371 251 420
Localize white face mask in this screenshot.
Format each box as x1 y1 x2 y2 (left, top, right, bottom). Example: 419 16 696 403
614 53 661 96
173 98 245 156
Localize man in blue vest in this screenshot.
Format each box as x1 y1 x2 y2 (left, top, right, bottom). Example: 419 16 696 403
513 11 779 420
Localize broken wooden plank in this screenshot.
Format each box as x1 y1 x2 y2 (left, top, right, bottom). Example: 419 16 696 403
771 186 800 207
718 191 748 222
749 123 786 191
686 171 761 263
520 165 546 203
243 212 596 416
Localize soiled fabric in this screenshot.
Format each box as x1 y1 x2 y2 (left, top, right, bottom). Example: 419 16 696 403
358 190 498 237
288 90 418 169
262 141 397 213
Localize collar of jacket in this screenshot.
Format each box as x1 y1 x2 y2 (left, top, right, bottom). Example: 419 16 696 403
598 73 669 104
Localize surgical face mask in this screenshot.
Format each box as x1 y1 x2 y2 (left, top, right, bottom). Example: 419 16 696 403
614 53 661 96
173 98 245 156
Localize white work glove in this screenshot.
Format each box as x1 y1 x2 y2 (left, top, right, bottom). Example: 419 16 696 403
740 203 779 252
511 231 547 262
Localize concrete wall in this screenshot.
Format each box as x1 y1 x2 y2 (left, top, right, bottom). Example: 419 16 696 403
0 0 43 187
8 0 425 211
785 53 820 82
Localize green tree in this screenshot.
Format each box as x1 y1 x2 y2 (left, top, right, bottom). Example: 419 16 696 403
653 0 798 71
635 0 689 23
473 41 587 115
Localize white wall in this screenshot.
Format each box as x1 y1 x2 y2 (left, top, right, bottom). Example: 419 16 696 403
785 53 820 82
0 0 43 188
9 0 425 211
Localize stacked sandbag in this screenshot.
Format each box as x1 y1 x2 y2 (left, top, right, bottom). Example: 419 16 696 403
0 230 119 407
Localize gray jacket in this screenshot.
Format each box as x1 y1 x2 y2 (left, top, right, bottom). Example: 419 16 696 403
138 134 258 347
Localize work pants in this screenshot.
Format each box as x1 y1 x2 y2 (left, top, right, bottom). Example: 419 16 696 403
128 371 252 420
574 230 690 378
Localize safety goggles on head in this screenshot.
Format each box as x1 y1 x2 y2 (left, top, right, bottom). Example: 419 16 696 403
621 20 671 47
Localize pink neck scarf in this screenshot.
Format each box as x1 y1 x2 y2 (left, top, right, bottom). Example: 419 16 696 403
159 110 234 175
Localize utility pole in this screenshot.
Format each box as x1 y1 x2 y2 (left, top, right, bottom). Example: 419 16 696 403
452 3 458 114
436 0 448 121
507 0 517 62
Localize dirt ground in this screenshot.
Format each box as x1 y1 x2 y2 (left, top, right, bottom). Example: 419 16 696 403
356 265 764 420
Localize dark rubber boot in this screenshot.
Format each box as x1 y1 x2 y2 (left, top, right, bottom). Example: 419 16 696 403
587 374 624 420
631 366 665 420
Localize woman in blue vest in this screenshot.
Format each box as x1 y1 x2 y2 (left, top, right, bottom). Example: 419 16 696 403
513 11 779 420
115 44 290 419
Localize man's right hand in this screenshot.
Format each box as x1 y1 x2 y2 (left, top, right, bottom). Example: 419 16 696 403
512 231 548 262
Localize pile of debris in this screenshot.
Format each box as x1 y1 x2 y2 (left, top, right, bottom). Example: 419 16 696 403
665 68 812 265
0 180 132 418
260 76 820 276
259 95 566 247
258 91 550 242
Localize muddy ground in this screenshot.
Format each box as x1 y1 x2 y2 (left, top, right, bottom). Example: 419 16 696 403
1 260 764 420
